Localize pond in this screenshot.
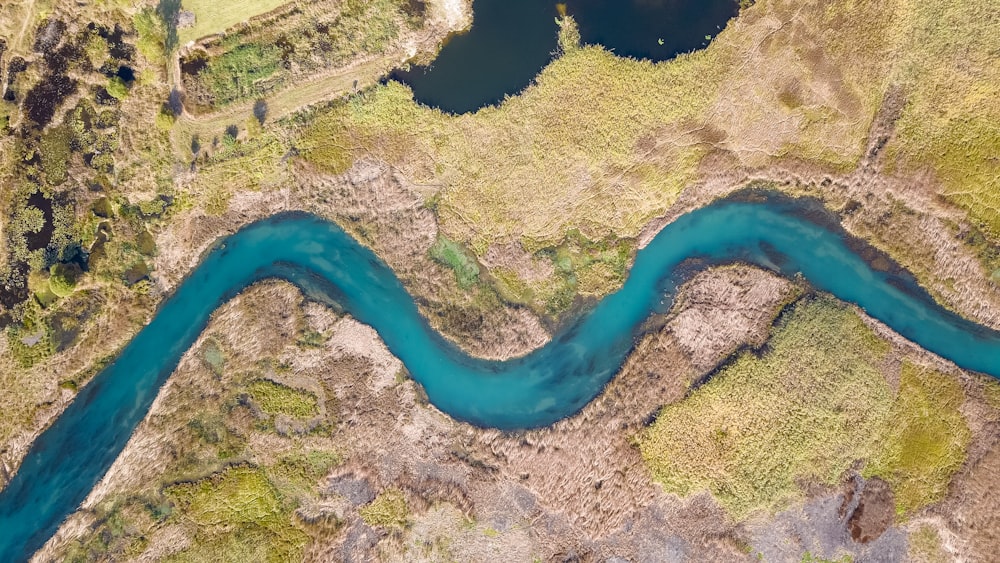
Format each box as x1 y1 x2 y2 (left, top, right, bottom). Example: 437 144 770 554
390 0 739 113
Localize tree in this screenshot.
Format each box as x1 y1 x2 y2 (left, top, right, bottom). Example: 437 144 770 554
253 99 268 125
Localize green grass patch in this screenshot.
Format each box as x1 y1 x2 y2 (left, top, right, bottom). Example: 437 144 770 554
190 133 287 214
359 488 409 529
266 450 341 500
639 296 972 521
133 8 167 63
38 125 73 186
6 301 54 368
639 297 894 519
882 0 1000 236
430 236 480 289
165 466 308 563
248 379 319 418
866 362 970 516
177 0 290 44
200 43 282 106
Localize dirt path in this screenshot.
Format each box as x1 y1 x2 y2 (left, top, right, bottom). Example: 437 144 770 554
13 0 35 53
169 54 399 157
1 0 36 100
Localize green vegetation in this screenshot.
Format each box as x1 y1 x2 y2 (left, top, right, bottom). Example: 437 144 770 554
359 488 409 529
189 133 287 215
867 362 971 516
165 466 309 563
38 125 73 185
266 450 341 500
885 0 1000 238
63 500 152 562
302 0 894 253
639 297 893 519
430 236 480 289
982 378 1000 414
177 0 290 44
182 0 406 109
248 379 319 418
486 230 633 316
200 43 282 106
48 263 80 297
28 270 59 308
639 296 973 521
6 301 54 368
105 76 129 100
133 8 167 63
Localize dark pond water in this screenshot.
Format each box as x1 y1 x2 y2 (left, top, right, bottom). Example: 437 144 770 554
566 0 738 60
2 193 1000 561
390 0 739 113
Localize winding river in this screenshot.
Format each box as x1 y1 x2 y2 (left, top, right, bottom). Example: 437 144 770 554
2 194 1000 560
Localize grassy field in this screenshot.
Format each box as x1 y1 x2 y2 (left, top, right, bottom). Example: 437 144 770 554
301 1 896 251
638 297 970 520
248 379 319 418
165 466 310 562
359 488 410 529
177 0 290 45
884 0 1000 236
866 362 971 516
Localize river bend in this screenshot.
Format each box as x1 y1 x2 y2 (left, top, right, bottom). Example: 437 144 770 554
1 195 998 560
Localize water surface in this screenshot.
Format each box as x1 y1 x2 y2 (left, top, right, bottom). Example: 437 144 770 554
391 0 739 113
1 194 999 561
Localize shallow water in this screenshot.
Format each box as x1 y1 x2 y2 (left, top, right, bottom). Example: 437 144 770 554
1 194 999 560
390 0 738 113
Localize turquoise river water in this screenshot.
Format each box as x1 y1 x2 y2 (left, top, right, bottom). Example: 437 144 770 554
1 194 999 560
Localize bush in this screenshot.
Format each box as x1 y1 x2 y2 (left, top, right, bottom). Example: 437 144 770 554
106 77 129 100
359 489 409 529
49 263 81 297
155 106 175 131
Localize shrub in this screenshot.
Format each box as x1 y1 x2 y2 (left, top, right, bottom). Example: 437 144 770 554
359 489 409 529
106 77 129 100
49 263 81 297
